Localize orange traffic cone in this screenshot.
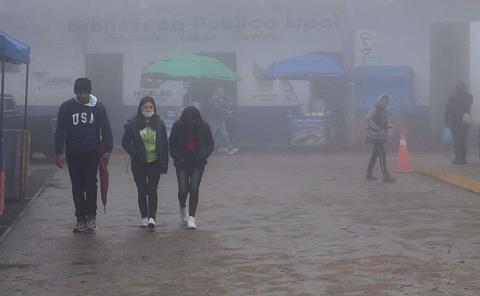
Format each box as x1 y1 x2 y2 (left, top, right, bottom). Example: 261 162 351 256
395 132 414 173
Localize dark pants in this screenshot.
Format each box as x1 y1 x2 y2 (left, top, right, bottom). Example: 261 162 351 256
367 143 388 175
451 126 469 162
175 166 205 217
66 150 99 221
131 160 162 219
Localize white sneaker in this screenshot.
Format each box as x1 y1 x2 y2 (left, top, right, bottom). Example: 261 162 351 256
187 216 197 229
140 217 148 227
217 147 229 153
179 207 188 224
86 217 97 231
148 218 156 228
227 148 239 155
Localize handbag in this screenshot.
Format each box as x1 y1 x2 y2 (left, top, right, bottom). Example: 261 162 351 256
462 113 473 126
441 127 452 144
366 123 387 143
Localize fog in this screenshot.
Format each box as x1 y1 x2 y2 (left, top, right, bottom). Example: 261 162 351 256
4 2 480 294
1 0 480 149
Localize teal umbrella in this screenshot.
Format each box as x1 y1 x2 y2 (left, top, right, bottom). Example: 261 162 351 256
143 53 237 81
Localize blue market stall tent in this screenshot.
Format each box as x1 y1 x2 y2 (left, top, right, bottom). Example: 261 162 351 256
0 32 31 214
352 65 416 146
353 65 415 112
262 52 347 79
0 32 30 129
262 52 350 145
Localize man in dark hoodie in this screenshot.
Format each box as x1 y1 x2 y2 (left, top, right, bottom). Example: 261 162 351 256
445 82 473 165
55 78 113 232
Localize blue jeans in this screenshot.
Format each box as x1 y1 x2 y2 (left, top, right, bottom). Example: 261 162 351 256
175 166 205 217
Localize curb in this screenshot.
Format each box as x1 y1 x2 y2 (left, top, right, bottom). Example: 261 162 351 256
417 166 480 194
0 169 57 246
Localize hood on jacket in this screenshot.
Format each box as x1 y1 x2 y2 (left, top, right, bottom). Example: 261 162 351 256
74 94 98 107
375 94 389 109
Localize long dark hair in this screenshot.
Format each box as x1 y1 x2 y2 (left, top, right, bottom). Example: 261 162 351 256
135 96 160 130
179 106 204 132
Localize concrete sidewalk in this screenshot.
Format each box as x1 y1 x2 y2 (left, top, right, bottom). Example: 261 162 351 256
412 152 480 194
0 159 57 238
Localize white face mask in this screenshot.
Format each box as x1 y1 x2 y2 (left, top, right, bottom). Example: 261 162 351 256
142 111 154 118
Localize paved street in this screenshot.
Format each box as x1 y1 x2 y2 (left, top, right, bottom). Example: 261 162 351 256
1 151 480 295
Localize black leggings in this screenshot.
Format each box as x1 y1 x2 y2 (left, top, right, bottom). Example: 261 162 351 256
368 143 388 175
175 166 205 217
451 126 469 162
131 160 162 219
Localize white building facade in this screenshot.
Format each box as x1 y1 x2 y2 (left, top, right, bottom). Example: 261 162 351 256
2 0 480 145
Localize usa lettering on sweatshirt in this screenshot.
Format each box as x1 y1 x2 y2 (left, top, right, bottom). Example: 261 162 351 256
55 97 113 154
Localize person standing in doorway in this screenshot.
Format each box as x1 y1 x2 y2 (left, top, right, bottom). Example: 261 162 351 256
122 97 168 228
55 78 113 232
445 82 473 165
208 87 239 155
366 94 395 183
169 106 214 229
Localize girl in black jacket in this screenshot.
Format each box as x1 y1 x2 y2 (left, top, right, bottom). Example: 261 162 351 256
122 97 169 228
169 106 214 229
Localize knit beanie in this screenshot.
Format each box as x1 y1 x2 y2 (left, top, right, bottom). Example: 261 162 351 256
74 78 91 94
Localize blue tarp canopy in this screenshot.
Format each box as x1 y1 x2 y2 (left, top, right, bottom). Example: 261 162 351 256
262 53 347 79
353 66 415 111
0 32 31 132
0 32 30 64
0 32 30 215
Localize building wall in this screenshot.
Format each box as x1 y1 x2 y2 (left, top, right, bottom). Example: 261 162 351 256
348 0 480 106
348 0 480 143
4 0 480 145
1 0 345 108
470 22 480 121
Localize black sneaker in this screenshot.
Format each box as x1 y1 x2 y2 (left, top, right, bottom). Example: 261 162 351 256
383 175 396 183
73 221 87 233
86 217 97 231
366 172 378 180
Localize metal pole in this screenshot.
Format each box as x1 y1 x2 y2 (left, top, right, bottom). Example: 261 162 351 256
1 55 5 182
1 55 5 137
0 55 4 214
23 63 29 129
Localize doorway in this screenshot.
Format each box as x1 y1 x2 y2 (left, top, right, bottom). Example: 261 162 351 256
430 22 470 139
192 52 237 108
194 52 238 140
85 53 124 143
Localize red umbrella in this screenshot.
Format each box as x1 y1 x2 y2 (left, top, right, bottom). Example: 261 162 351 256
98 142 109 213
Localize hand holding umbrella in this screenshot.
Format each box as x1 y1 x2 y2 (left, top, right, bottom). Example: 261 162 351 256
100 152 110 166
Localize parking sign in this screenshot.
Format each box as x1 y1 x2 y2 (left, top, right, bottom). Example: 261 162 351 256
357 30 376 57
